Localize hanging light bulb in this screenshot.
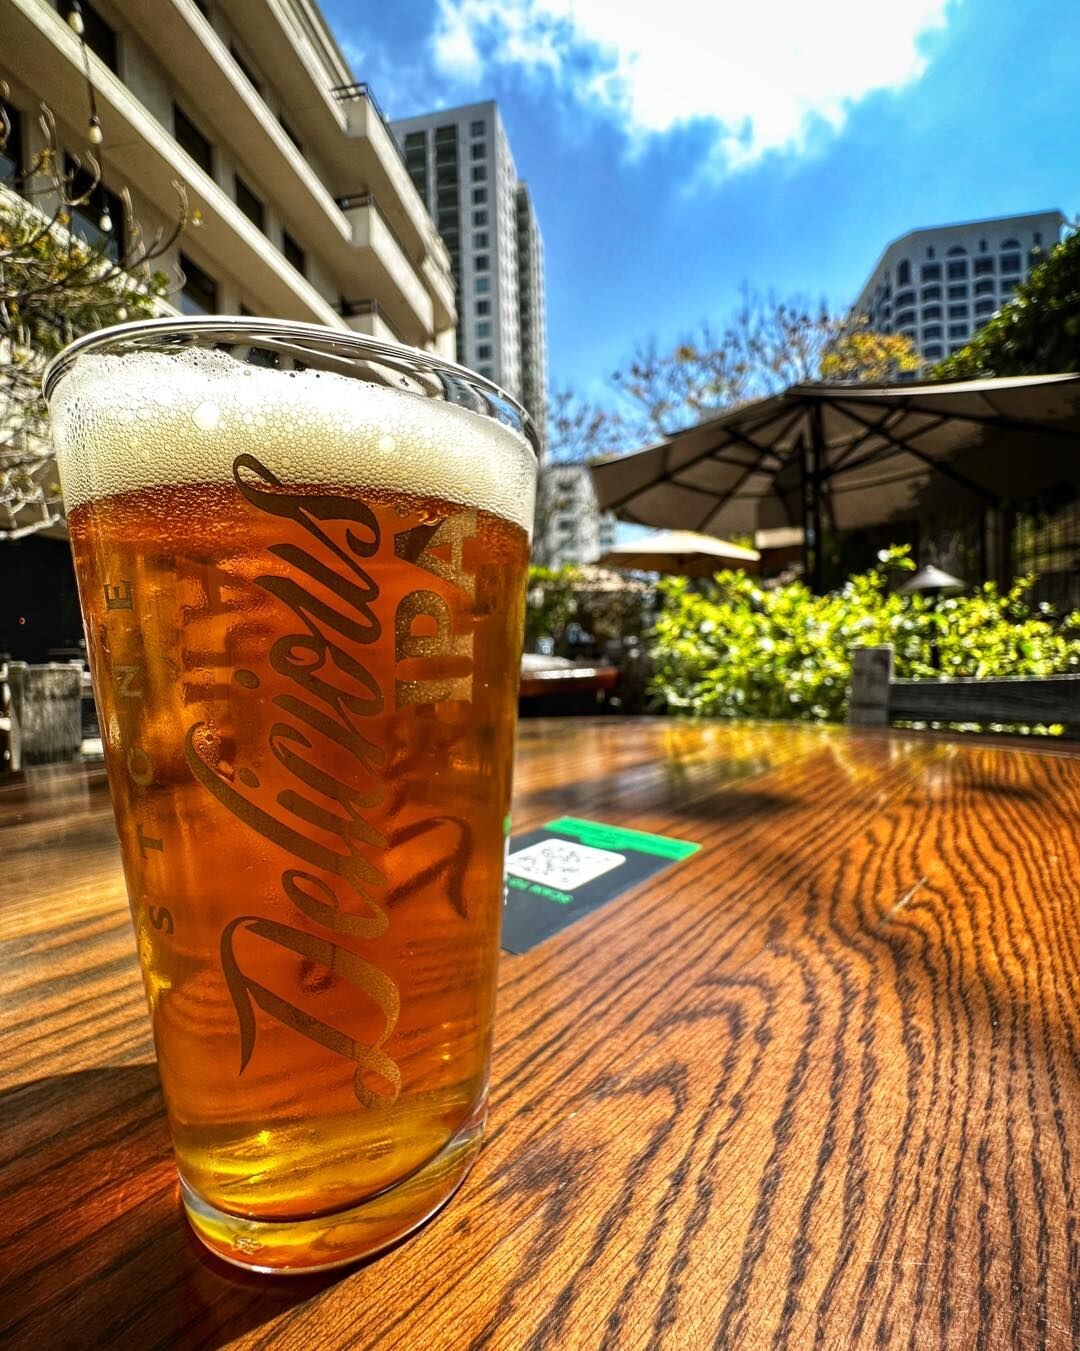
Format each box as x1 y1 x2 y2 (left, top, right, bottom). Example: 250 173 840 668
87 115 103 145
67 2 85 35
98 208 113 233
115 304 128 321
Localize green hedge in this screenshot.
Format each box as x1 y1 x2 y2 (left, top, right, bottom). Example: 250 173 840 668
649 547 1080 724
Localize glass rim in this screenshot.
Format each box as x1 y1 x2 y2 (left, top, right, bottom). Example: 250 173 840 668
42 314 541 456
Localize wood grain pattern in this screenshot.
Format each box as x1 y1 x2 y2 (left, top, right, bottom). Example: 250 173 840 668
2 719 1079 1349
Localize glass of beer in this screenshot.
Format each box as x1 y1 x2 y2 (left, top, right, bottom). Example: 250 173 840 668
44 318 537 1273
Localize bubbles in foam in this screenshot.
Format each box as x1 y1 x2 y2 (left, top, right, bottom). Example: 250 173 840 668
49 348 537 534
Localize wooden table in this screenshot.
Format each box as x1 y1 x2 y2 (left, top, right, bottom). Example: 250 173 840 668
2 718 1079 1349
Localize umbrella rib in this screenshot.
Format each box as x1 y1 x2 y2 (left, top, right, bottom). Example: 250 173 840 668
827 399 1001 503
833 414 952 477
821 393 1079 440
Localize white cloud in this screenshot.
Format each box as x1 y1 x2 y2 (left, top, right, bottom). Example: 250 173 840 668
430 0 954 173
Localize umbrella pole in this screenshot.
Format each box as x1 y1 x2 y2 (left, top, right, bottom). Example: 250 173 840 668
799 414 825 594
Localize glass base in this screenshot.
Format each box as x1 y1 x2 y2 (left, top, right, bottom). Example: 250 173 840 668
181 1112 486 1275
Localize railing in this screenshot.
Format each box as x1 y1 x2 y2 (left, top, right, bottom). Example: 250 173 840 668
330 82 408 168
335 190 419 270
338 297 405 345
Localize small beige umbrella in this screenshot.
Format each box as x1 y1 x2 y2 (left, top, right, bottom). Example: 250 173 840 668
595 529 760 578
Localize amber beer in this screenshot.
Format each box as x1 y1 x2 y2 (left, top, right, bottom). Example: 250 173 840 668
46 323 536 1272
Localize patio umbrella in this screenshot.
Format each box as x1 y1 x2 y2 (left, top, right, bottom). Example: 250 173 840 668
590 374 1080 587
595 529 760 577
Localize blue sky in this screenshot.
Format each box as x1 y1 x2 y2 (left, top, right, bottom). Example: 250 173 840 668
323 0 1079 406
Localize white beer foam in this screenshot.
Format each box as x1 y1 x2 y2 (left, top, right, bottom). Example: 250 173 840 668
50 348 537 534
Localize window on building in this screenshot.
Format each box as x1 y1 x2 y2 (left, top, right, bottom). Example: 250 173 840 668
475 276 490 293
975 298 995 317
279 113 303 153
896 259 911 285
1000 283 1015 300
974 277 995 295
65 153 124 259
472 187 487 204
471 165 486 182
947 283 968 300
472 209 488 226
476 321 491 338
230 43 262 95
948 323 968 340
922 304 942 321
946 245 966 256
283 230 305 275
921 262 941 282
435 124 457 144
946 259 967 279
923 343 943 359
921 284 941 302
1000 252 1021 273
476 299 491 315
896 309 916 327
436 189 458 211
234 175 265 232
473 231 488 248
405 131 425 150
895 289 915 308
470 119 485 136
923 324 942 340
926 246 935 259
58 1 118 72
476 344 492 360
477 365 492 378
1001 237 1021 250
173 103 212 174
979 239 988 252
474 254 489 271
471 141 485 159
0 101 23 182
948 304 967 320
180 252 217 314
973 256 994 276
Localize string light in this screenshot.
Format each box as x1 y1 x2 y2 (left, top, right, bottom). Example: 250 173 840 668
66 2 85 36
87 114 103 145
98 208 113 233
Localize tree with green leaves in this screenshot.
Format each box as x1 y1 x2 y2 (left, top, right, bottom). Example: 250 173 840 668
1 98 185 538
933 224 1080 379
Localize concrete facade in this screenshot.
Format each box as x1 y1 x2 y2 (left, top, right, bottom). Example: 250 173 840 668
1 0 456 352
853 210 1066 363
537 463 617 568
392 100 549 438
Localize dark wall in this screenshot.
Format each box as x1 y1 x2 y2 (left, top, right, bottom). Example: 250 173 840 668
0 536 85 662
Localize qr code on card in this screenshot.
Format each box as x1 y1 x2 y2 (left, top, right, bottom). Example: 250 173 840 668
506 839 626 891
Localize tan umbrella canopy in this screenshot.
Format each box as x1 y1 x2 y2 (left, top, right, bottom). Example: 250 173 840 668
591 374 1080 585
595 529 760 577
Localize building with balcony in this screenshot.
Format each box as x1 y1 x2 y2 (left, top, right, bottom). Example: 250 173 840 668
852 211 1065 364
392 100 549 440
0 0 456 352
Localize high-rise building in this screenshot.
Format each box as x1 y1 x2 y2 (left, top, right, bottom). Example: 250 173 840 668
515 182 548 442
1 0 456 352
536 463 617 568
852 211 1065 364
392 100 549 438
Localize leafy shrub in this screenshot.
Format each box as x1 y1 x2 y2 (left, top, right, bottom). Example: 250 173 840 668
524 565 652 657
649 547 1080 724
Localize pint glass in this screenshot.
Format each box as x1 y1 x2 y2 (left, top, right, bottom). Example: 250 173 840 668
44 318 537 1272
